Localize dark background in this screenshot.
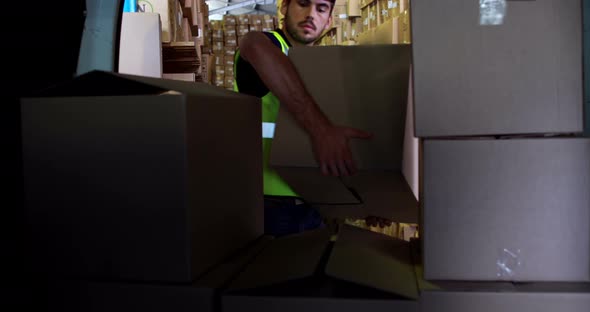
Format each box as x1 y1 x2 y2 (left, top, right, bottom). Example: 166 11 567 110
3 2 86 310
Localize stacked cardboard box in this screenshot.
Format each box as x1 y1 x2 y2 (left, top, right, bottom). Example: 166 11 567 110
21 71 264 311
208 14 278 90
412 0 590 308
315 0 408 46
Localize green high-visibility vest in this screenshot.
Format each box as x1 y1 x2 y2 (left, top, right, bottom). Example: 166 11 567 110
234 31 298 197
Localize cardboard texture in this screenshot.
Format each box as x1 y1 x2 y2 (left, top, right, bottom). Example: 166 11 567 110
326 225 419 300
46 236 274 312
420 283 590 312
118 13 163 78
21 71 264 283
271 45 417 223
163 73 196 81
422 138 590 282
223 225 420 312
412 0 583 137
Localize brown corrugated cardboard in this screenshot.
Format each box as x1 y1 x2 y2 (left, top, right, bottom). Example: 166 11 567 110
348 0 361 17
357 16 399 44
237 24 249 36
420 283 590 312
412 0 583 137
163 72 196 81
222 225 419 312
422 138 590 282
271 45 417 223
21 71 263 283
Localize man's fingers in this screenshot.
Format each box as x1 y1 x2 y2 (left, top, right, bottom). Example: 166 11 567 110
328 162 340 176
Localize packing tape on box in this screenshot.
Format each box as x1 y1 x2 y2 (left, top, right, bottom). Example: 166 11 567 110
496 247 522 278
479 0 507 25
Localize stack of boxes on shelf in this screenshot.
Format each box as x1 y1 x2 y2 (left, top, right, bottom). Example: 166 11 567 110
162 0 210 82
356 0 409 44
129 0 209 82
204 14 277 90
315 0 409 46
412 0 590 308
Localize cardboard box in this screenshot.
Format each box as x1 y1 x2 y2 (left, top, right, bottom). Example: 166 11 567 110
225 36 238 47
223 15 237 26
47 236 273 312
224 76 234 89
237 24 249 36
348 0 361 17
212 29 224 41
357 16 399 44
250 25 263 32
21 71 263 282
179 17 193 41
224 26 237 38
420 283 590 312
137 0 178 43
200 53 214 83
213 54 223 66
225 65 234 78
224 46 237 57
412 0 583 137
163 72 196 81
251 15 263 26
118 13 163 78
212 41 224 54
271 45 418 223
422 138 590 282
237 15 250 25
222 225 420 312
224 54 235 67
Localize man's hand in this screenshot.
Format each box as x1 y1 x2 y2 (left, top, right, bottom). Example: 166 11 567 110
239 32 372 176
310 125 372 176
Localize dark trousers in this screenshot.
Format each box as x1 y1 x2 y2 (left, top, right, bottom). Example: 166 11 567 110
263 196 324 237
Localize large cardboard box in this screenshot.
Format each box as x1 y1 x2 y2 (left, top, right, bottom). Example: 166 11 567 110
412 0 583 137
422 138 590 282
223 225 420 312
271 45 417 224
420 283 590 312
118 13 163 78
21 71 263 283
46 236 273 312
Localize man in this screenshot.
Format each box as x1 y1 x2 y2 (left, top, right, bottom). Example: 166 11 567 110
233 0 372 236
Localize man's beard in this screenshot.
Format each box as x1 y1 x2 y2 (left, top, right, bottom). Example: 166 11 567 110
285 11 320 45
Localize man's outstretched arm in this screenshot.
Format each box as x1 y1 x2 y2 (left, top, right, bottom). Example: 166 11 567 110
239 32 372 176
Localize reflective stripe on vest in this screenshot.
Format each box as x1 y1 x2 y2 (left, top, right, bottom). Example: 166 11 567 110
262 122 275 139
233 31 298 197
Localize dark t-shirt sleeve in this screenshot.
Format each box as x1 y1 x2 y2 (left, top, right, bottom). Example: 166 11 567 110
235 32 282 98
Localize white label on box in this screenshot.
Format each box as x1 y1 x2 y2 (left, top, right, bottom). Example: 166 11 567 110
479 0 507 25
339 14 348 19
363 18 368 25
382 9 388 17
388 1 397 9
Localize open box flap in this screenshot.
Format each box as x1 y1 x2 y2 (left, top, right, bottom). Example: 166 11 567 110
195 236 274 289
325 224 419 299
270 45 414 215
226 228 332 292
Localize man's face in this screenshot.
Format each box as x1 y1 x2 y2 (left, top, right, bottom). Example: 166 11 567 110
282 0 333 45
